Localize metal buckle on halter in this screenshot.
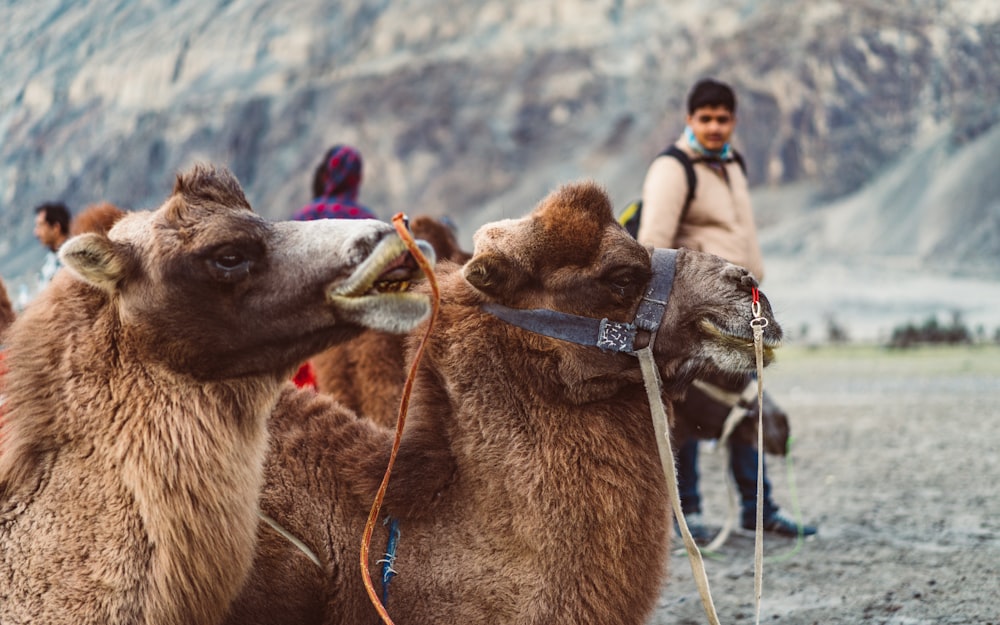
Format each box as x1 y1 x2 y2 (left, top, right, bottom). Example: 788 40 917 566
596 319 637 353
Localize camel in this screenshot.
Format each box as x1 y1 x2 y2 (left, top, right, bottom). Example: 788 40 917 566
0 276 12 420
401 214 471 265
673 369 790 456
308 218 789 455
70 201 127 237
0 164 434 625
0 276 13 338
224 180 783 625
310 214 471 418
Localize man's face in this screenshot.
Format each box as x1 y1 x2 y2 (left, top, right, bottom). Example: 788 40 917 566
34 211 63 251
686 105 736 152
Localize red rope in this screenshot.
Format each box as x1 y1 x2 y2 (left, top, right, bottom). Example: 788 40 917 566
360 214 440 625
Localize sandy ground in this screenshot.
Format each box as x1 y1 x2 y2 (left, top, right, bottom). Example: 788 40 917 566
649 344 1000 625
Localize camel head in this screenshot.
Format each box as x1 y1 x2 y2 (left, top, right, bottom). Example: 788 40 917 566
409 215 472 264
464 180 782 397
58 164 433 380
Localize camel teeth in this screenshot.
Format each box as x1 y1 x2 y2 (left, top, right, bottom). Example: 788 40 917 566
372 280 411 294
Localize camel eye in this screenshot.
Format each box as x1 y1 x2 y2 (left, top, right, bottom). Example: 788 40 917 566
215 253 246 271
611 275 633 290
605 268 635 291
602 265 648 299
207 246 253 282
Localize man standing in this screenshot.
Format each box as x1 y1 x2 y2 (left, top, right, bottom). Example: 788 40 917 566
638 78 816 540
33 201 72 286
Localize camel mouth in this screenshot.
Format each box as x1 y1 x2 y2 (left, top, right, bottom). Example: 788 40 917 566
698 318 781 362
329 236 435 299
370 254 419 294
326 236 435 334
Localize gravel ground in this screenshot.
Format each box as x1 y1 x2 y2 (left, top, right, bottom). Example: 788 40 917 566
649 345 1000 625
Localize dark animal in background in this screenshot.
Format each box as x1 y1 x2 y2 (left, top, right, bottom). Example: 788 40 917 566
673 370 790 456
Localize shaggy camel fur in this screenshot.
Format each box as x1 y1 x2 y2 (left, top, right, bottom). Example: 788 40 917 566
1 276 12 419
70 201 127 237
0 165 432 625
224 181 782 625
0 276 13 338
311 214 471 419
404 215 472 264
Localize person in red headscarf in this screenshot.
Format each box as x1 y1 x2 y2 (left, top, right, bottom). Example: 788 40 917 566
292 144 378 221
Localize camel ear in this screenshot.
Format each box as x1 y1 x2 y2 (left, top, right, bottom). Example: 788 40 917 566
463 253 527 298
60 233 128 291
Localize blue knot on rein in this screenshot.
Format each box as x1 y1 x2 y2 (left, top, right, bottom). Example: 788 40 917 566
379 517 401 605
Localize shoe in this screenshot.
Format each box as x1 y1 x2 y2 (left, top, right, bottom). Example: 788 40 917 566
675 512 713 544
743 512 817 537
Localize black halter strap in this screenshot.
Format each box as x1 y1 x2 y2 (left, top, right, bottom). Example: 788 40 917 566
481 248 678 355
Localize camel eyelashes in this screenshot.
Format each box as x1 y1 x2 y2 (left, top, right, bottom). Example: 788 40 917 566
607 271 635 289
602 265 649 296
205 245 257 283
208 258 251 283
215 253 247 270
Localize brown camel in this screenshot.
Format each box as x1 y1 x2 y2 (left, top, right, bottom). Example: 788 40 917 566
0 165 433 625
0 276 14 338
224 181 782 625
403 214 472 265
70 201 127 237
673 370 790 455
311 214 471 419
310 216 789 454
0 277 13 416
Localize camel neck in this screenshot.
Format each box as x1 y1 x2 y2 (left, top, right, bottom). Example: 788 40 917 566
0 281 274 625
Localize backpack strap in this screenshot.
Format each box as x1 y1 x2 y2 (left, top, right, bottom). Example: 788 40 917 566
731 149 747 176
661 145 747 217
617 146 695 238
660 145 697 218
617 146 746 239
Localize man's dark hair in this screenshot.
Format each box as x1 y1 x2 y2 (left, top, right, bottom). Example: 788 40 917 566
34 202 72 235
687 79 737 115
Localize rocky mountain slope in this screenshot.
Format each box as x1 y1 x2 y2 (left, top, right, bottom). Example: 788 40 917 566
2 0 998 335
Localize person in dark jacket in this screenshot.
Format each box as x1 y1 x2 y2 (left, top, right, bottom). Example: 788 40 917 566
292 144 378 221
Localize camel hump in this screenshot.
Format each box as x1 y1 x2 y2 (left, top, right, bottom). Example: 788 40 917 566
533 181 617 254
536 180 615 224
172 164 251 211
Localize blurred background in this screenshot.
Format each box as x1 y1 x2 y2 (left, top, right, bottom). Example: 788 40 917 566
2 0 998 344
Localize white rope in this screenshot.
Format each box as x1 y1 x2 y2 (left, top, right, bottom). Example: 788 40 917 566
258 510 322 568
699 448 740 554
636 346 722 625
640 307 769 625
702 379 758 553
750 311 769 625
